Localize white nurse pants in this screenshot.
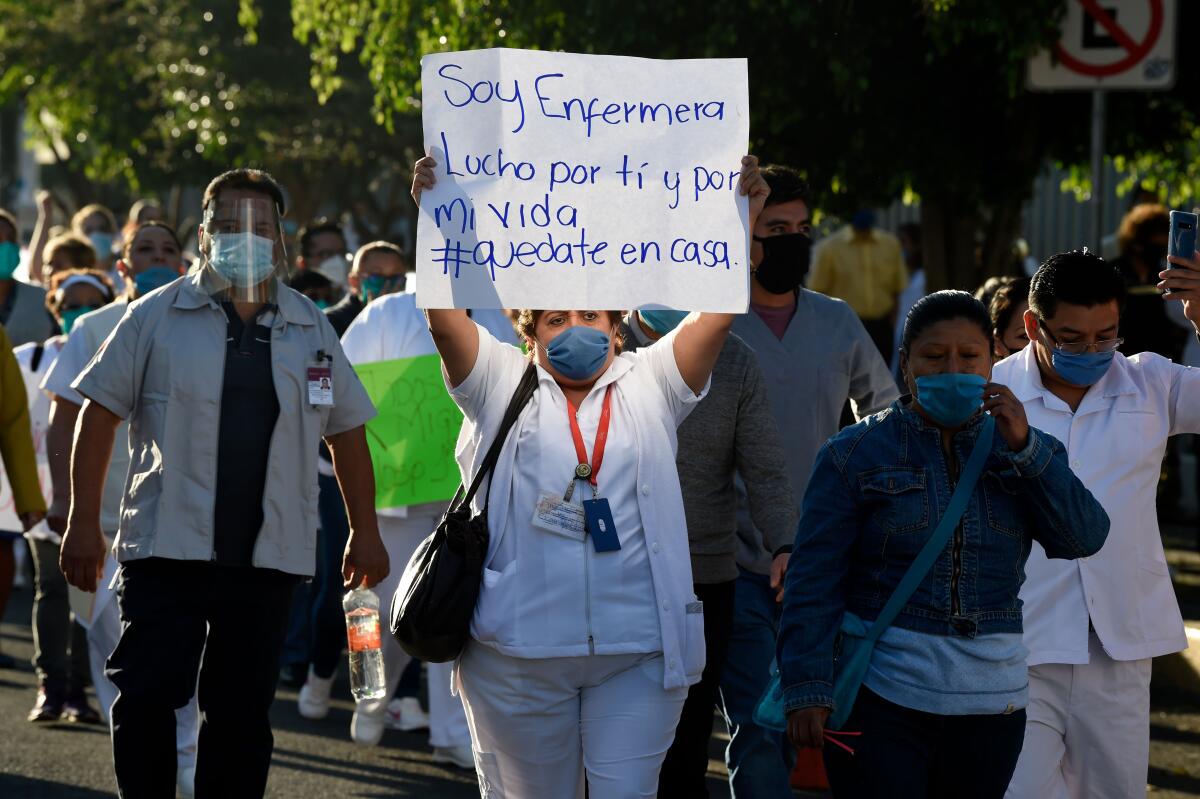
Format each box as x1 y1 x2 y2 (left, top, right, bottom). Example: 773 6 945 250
457 641 688 798
1005 630 1152 799
357 513 470 747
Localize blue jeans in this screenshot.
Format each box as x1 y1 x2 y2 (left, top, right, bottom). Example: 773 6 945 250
718 568 794 798
280 472 352 676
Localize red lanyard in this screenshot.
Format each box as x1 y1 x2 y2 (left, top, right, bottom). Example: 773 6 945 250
566 385 613 489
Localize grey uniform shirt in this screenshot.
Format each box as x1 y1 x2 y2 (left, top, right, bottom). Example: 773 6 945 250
731 289 899 575
623 319 797 584
72 272 376 576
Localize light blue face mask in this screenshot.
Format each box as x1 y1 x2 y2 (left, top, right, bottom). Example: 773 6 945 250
914 373 987 428
0 241 19 280
638 309 689 335
133 266 179 296
546 326 611 381
209 232 277 288
88 232 115 260
1050 349 1114 387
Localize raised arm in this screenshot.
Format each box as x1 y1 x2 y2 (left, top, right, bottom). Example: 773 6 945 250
411 155 482 387
673 156 769 393
28 191 55 285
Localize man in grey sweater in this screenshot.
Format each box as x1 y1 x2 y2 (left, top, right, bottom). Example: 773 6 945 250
622 312 797 798
723 165 900 797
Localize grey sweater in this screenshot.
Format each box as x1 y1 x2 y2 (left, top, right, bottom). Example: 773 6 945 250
622 318 797 584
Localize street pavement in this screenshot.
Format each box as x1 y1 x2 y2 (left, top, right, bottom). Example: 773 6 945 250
0 582 741 798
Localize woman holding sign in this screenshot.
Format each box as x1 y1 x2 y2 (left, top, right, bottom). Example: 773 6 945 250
411 154 766 797
776 291 1108 799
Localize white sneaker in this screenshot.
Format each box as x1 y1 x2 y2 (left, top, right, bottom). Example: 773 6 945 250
432 744 475 770
176 765 196 799
385 696 430 731
351 707 385 746
297 668 335 720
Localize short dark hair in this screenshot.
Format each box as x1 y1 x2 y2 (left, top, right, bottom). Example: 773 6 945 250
901 290 992 353
989 277 1031 336
974 276 1012 311
288 270 333 292
298 218 346 257
352 240 408 272
1029 249 1126 321
761 165 811 209
202 168 287 216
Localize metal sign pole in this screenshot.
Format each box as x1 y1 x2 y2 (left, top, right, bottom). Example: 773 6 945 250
1090 89 1107 251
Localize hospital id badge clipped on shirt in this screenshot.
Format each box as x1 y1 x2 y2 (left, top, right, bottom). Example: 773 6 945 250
583 498 621 552
531 490 587 541
307 366 333 406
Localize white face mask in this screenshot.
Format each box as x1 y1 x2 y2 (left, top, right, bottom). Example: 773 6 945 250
209 232 277 287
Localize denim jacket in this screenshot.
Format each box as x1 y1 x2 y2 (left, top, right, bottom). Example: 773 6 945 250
777 399 1110 712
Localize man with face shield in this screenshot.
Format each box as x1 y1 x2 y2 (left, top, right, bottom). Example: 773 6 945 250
410 153 766 797
996 249 1200 799
722 165 898 798
57 169 388 798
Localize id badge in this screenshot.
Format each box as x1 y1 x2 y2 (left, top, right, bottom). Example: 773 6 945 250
582 497 621 552
307 366 334 406
531 490 586 541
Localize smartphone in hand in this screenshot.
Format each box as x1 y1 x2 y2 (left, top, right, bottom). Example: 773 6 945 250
1167 210 1198 295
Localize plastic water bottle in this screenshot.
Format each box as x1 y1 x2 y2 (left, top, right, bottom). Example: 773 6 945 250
343 586 386 701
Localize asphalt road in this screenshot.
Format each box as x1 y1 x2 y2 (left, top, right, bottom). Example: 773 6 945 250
0 580 742 798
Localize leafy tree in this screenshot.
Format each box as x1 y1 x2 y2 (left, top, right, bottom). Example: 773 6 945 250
286 0 1200 290
0 0 419 244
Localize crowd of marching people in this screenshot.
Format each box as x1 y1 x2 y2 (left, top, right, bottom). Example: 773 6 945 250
0 154 1195 799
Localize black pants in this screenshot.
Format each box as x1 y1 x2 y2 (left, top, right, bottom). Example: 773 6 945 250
107 558 298 799
860 316 895 363
658 579 737 797
823 687 1026 799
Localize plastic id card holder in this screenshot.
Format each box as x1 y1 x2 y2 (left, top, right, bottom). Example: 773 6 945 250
307 366 333 406
531 491 587 541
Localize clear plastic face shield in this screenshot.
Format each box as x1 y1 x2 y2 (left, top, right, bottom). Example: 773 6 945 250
199 195 290 302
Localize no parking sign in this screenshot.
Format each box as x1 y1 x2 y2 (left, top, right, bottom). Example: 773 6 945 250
1028 0 1176 90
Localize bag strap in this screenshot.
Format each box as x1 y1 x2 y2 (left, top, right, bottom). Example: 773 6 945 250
30 342 45 374
456 362 539 510
862 415 995 646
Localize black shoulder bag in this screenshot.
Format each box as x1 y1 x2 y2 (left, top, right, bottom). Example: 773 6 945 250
390 363 538 662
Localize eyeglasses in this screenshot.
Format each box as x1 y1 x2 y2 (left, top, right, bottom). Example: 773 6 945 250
1039 321 1123 355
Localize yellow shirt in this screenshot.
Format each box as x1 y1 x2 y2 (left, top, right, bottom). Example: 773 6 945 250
0 324 46 516
808 226 908 320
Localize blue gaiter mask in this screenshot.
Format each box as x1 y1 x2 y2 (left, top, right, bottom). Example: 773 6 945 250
546 326 611 381
133 266 179 296
914 373 987 427
0 242 19 280
639 310 689 335
1051 349 1114 387
210 232 277 288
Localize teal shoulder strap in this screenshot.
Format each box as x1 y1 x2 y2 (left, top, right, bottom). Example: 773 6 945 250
862 415 995 646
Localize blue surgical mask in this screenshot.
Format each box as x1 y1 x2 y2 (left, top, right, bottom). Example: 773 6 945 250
209 232 277 288
1050 349 1114 387
88 232 115 260
133 266 179 296
60 306 98 335
546 326 611 381
914 373 986 428
0 241 19 280
638 309 689 335
359 274 403 303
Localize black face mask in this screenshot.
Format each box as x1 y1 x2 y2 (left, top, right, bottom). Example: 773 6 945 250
752 232 812 295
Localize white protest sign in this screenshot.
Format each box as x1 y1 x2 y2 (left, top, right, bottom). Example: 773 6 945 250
415 48 750 311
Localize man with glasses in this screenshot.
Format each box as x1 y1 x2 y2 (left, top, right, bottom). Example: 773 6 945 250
995 249 1200 799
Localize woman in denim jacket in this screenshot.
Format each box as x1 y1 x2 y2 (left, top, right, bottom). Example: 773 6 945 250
778 291 1109 798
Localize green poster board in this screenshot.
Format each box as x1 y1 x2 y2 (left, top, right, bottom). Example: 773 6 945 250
354 355 462 508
